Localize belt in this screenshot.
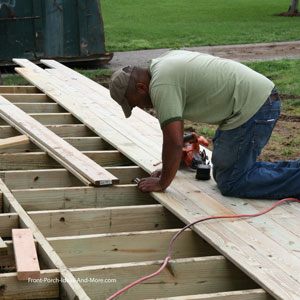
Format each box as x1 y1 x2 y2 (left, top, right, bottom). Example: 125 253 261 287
263 92 281 106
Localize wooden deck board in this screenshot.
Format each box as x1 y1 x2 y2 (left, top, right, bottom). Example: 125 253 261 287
0 97 118 186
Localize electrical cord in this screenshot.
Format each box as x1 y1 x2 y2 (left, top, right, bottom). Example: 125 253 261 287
106 197 300 300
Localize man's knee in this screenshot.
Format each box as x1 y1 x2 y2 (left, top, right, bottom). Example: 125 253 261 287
216 181 231 196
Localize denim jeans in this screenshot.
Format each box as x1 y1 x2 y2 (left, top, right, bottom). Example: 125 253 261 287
212 89 300 199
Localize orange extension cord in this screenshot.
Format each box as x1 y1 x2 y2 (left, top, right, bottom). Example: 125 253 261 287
106 198 300 300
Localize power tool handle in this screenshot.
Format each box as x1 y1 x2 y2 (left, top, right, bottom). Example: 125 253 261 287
183 133 196 143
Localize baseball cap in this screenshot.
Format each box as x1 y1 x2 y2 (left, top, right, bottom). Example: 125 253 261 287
109 66 133 118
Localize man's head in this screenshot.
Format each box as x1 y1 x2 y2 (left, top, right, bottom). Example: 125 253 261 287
109 66 152 118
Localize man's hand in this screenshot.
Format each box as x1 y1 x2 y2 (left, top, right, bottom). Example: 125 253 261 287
138 177 165 193
137 120 183 193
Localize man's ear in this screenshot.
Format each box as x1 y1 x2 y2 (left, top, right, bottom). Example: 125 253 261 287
136 82 148 94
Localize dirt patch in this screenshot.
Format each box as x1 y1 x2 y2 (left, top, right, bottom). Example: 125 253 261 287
108 41 300 70
94 74 111 89
280 94 300 100
279 114 300 122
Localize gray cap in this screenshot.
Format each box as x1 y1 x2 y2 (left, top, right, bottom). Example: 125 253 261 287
109 66 133 118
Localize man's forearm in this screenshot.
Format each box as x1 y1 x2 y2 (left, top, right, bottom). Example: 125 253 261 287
159 120 184 189
159 142 182 189
137 120 183 193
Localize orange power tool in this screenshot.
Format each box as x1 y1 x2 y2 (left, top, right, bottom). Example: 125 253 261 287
181 133 211 180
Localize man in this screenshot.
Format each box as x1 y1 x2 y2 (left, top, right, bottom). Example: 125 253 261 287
109 50 300 199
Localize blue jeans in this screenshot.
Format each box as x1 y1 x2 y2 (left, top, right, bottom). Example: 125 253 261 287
212 90 300 199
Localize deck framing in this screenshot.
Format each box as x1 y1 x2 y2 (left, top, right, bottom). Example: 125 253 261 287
0 59 298 300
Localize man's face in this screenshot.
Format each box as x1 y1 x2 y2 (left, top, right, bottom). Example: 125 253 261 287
126 93 151 110
125 83 152 110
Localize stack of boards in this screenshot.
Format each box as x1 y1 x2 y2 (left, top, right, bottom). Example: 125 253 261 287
0 59 299 300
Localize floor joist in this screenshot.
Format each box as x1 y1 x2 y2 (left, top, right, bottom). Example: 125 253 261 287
0 137 113 153
0 204 184 238
71 257 259 299
0 86 41 94
0 151 132 170
145 289 273 300
0 93 52 102
0 166 146 189
8 185 155 211
0 124 97 138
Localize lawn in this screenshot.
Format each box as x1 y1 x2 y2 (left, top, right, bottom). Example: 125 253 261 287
101 0 300 52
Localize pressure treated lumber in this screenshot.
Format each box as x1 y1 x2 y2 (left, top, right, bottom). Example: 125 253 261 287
48 229 215 267
0 135 29 150
0 270 60 299
1 93 52 102
15 66 159 174
42 59 161 129
11 185 155 211
0 96 118 186
0 124 97 139
195 178 300 256
0 151 131 170
42 59 162 141
41 66 300 299
14 102 66 113
47 67 163 160
145 289 274 300
27 113 81 125
0 236 8 256
0 179 90 299
71 257 258 299
150 177 300 300
14 60 300 299
0 205 184 238
12 228 40 280
1 240 18 268
0 258 258 300
0 85 40 93
0 213 18 237
0 166 145 189
0 136 112 153
0 229 219 267
0 76 267 300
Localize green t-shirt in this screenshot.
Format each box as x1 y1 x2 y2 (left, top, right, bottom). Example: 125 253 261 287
148 50 275 130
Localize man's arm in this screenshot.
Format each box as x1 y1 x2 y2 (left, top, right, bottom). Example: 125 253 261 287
138 120 183 192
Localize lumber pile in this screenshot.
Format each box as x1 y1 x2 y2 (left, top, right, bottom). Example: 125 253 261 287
0 60 298 300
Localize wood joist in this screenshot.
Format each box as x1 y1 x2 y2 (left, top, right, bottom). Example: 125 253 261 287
0 60 296 300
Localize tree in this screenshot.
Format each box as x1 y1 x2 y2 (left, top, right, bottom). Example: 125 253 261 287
288 0 299 14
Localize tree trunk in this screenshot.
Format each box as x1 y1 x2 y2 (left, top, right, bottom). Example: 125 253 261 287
288 0 299 13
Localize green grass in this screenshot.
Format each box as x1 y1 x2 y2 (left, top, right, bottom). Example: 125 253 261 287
2 69 113 86
75 69 113 79
2 74 28 86
244 59 300 96
101 0 300 52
